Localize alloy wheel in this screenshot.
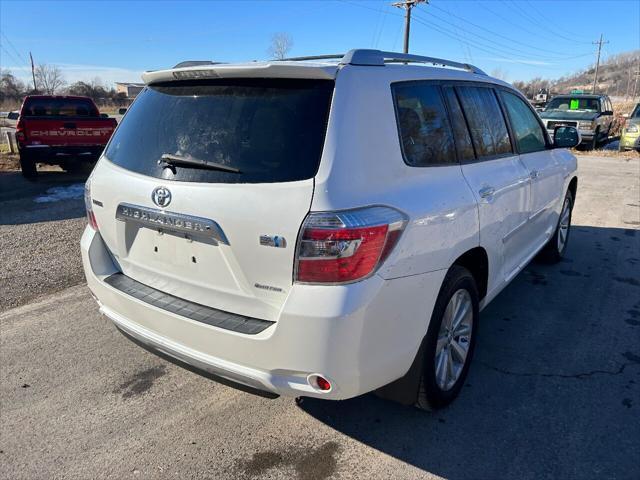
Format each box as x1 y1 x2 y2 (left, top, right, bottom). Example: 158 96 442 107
434 289 473 391
557 196 571 252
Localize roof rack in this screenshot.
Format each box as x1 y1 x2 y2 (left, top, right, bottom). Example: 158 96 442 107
277 49 486 75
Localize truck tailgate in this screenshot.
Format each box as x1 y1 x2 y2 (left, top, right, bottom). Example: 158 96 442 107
23 118 115 147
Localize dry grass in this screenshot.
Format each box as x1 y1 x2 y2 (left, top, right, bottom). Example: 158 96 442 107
572 147 639 160
0 152 20 171
610 98 638 137
613 99 638 115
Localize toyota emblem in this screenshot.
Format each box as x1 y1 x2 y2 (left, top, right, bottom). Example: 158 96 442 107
151 186 172 208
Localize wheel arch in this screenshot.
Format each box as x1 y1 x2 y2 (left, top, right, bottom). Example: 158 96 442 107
451 247 489 301
568 176 578 201
375 247 489 405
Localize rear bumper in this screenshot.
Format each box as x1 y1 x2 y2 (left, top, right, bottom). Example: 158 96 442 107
546 129 594 142
81 226 445 400
20 144 105 162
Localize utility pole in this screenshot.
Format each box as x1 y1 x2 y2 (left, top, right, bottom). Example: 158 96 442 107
29 51 37 92
591 34 608 94
392 0 427 54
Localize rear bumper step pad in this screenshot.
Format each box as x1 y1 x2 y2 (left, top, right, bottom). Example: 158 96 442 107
104 273 274 335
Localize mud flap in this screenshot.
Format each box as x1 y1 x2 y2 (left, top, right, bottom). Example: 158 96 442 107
374 338 427 406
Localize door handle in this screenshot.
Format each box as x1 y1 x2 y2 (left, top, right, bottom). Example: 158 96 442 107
529 169 539 179
63 122 77 129
479 186 495 198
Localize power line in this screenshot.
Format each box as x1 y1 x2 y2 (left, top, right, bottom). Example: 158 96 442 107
412 11 592 65
503 0 593 45
521 0 593 41
391 0 428 54
1 32 29 65
340 0 594 71
0 44 24 69
410 14 583 70
478 1 595 52
427 2 592 60
592 34 609 93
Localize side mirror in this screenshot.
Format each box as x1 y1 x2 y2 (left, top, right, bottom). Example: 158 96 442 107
118 108 127 115
100 113 109 118
553 126 580 149
602 110 613 116
7 111 19 120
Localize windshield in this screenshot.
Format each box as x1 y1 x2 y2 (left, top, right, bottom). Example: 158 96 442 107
545 97 600 112
104 78 334 184
631 104 640 119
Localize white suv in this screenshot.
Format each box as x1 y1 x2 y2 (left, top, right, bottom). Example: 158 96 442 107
81 49 580 410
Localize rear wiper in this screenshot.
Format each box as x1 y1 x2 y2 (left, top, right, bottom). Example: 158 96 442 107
159 153 241 173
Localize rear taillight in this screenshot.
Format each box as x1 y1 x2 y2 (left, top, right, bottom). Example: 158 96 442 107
84 178 99 231
15 119 25 145
295 206 407 284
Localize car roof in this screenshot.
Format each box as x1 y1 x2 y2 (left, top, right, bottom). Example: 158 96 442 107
24 95 94 101
552 94 606 99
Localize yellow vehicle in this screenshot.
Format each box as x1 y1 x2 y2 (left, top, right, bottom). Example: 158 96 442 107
620 103 640 152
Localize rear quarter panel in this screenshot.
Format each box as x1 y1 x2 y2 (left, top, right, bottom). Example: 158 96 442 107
313 66 480 281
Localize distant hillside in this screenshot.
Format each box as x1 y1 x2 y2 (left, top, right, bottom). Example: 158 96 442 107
513 50 639 99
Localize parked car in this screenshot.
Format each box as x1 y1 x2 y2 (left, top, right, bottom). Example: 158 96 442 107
619 103 640 152
539 94 614 149
15 95 117 178
81 49 580 410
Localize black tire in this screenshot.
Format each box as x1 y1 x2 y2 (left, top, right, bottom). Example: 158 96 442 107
538 190 574 263
416 265 479 411
19 152 37 179
590 128 599 150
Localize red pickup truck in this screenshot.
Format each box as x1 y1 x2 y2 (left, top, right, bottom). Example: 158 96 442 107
16 95 117 178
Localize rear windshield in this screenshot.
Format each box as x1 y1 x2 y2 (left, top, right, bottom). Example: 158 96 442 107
22 98 99 117
104 78 334 183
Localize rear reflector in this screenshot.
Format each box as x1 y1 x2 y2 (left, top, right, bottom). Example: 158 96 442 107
295 206 407 284
308 374 332 392
84 178 99 231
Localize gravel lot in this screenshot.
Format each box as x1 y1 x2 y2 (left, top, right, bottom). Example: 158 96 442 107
0 170 89 312
1 155 639 480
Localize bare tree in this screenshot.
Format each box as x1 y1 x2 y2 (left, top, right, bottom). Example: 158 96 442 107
268 33 293 60
490 68 509 81
1 70 27 103
35 64 65 95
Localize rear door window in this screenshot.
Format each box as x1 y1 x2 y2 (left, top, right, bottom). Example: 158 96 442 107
500 90 547 154
442 86 475 162
104 78 334 184
392 83 456 166
456 85 513 159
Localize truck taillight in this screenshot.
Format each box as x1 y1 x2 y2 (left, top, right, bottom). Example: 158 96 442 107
15 119 25 144
84 179 99 231
295 206 407 284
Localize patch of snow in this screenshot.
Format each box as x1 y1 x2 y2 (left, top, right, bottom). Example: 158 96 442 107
34 183 85 203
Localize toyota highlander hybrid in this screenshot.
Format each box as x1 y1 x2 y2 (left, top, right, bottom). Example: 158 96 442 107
81 49 580 410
